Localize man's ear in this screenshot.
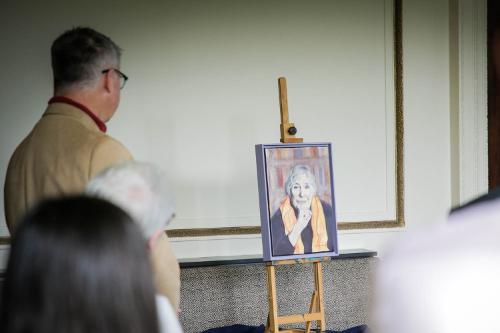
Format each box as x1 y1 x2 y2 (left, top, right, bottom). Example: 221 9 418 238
102 70 113 93
148 229 164 250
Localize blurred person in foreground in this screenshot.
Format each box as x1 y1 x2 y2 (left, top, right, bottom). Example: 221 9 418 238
374 199 500 333
85 162 181 312
0 196 182 333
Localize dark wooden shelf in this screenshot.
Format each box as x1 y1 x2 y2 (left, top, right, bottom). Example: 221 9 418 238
179 248 377 268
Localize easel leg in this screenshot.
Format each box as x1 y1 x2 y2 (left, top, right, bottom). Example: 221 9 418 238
265 315 272 333
314 262 326 332
266 265 279 333
265 260 328 333
305 291 318 333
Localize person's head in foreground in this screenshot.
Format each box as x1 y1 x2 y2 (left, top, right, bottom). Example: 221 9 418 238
285 164 317 211
0 196 159 333
84 162 183 318
85 162 175 247
374 198 500 333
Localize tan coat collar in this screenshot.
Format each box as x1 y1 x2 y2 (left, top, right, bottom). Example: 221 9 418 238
43 102 102 133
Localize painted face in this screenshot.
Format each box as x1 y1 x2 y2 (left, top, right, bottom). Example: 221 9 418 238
290 174 315 210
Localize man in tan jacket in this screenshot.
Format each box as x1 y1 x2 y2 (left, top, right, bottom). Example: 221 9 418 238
4 27 132 232
85 162 181 313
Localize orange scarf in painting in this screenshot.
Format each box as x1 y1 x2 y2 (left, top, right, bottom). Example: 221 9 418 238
279 195 329 254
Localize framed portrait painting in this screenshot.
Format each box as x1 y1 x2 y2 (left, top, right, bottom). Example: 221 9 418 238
255 142 339 261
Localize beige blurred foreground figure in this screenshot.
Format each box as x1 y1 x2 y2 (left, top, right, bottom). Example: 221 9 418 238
374 200 500 333
85 162 181 313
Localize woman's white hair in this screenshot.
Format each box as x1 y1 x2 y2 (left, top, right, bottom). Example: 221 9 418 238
284 164 317 197
85 162 175 239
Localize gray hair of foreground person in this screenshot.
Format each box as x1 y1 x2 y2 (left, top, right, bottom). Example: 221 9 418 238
373 199 500 333
85 162 175 239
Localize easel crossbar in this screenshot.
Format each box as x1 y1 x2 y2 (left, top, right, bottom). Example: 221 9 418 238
277 313 323 325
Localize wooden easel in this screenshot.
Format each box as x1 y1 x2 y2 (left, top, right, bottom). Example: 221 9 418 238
265 78 327 333
265 258 328 333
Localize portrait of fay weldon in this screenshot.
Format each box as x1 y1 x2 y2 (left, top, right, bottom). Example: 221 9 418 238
255 143 339 261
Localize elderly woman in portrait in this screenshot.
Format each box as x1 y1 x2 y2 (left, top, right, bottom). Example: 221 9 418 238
271 165 334 256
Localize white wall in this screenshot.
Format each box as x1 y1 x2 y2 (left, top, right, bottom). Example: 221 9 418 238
173 0 456 258
402 0 452 226
0 0 457 265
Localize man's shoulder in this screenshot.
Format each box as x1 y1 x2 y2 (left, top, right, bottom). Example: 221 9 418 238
35 109 129 154
89 135 133 177
29 108 100 145
91 135 132 158
32 111 132 172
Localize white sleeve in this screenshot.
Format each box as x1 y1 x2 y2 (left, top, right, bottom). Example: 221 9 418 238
156 295 184 333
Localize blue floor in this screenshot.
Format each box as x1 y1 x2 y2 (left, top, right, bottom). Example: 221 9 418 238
201 324 369 333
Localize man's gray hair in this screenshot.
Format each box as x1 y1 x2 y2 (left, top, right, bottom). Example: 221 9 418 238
51 27 122 92
85 162 175 239
284 164 317 197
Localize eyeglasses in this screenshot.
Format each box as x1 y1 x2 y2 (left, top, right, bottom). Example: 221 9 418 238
101 68 128 89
